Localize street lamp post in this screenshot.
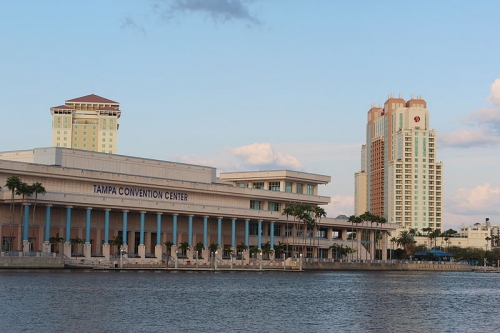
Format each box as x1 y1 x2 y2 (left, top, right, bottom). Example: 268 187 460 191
196 250 199 270
299 253 303 271
175 250 178 269
230 252 233 270
259 251 262 270
283 253 286 270
120 248 123 269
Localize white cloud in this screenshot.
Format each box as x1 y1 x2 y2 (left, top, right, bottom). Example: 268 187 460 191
487 78 500 106
447 183 500 216
226 142 304 169
323 194 354 218
441 78 500 148
440 128 500 148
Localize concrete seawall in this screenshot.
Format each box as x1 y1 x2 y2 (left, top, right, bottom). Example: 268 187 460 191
302 261 476 272
0 257 64 269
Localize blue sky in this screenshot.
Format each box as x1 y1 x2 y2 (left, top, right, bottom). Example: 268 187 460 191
1 1 499 230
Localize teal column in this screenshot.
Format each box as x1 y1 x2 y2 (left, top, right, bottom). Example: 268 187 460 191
270 222 275 249
23 205 30 241
122 211 128 245
65 207 72 242
258 220 262 249
203 216 208 246
188 215 193 247
217 217 222 246
140 211 145 245
172 214 178 245
156 213 162 246
245 219 249 247
44 205 51 242
85 208 91 243
231 219 236 248
104 209 110 244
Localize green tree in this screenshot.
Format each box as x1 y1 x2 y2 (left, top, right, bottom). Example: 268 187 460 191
194 241 204 258
30 182 46 248
110 235 124 254
16 182 32 251
261 241 274 259
396 230 416 257
49 232 64 256
312 206 327 257
208 242 220 254
71 237 84 258
5 176 21 251
164 240 174 257
178 241 190 257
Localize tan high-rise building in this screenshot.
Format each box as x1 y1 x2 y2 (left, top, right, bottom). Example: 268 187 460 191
50 94 121 154
355 95 443 232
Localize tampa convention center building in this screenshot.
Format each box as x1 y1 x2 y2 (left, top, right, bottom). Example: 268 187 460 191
0 147 396 263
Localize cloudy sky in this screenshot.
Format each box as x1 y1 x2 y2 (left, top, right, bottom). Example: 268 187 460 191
1 1 499 230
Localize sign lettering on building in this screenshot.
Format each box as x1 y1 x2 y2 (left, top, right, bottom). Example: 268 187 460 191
93 185 188 201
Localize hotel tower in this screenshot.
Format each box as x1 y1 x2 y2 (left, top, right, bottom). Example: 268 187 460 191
50 94 121 154
355 95 443 232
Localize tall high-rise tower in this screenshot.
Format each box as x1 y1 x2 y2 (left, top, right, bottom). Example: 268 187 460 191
50 94 121 154
355 95 443 232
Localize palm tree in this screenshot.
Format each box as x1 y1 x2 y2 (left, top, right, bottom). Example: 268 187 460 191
178 241 190 258
396 230 416 257
30 182 46 250
110 235 124 256
49 232 64 256
5 176 21 251
71 237 84 258
164 240 174 258
312 206 327 258
261 241 274 260
194 241 204 259
390 237 398 260
16 182 32 251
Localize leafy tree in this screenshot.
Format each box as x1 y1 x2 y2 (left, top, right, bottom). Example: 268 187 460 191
49 232 64 255
16 182 32 250
71 237 84 258
164 240 174 257
178 241 190 257
110 236 124 254
261 241 274 259
208 242 220 254
396 230 416 257
5 176 21 251
194 241 204 258
30 182 46 248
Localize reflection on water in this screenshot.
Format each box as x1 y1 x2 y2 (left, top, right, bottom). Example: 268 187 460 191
1 270 499 332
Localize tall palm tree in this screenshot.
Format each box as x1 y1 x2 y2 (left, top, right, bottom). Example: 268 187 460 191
261 241 274 260
30 182 46 250
312 206 327 258
194 241 204 259
16 182 32 250
5 176 21 251
164 240 174 258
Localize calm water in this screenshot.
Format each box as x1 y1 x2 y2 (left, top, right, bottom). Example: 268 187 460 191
1 269 499 333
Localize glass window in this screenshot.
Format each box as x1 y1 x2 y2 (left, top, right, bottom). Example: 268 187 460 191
269 182 280 191
268 202 281 212
250 200 263 210
307 185 314 195
285 182 292 193
253 182 264 189
296 183 303 194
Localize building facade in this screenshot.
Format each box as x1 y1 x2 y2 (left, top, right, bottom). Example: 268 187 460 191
50 94 121 154
0 147 397 263
355 95 444 232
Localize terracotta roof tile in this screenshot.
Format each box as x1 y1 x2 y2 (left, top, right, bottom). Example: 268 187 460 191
66 94 118 104
51 105 74 110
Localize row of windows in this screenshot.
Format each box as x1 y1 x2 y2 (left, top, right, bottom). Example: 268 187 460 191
250 200 281 212
240 182 313 195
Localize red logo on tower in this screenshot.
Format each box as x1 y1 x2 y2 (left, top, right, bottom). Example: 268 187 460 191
414 116 420 122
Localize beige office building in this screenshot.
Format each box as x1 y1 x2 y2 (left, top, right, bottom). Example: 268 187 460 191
355 95 444 232
50 94 121 154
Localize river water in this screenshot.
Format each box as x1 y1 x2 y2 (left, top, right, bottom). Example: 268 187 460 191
1 269 499 332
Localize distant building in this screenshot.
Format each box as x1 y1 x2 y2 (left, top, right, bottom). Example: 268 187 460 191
355 94 443 232
50 94 121 154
